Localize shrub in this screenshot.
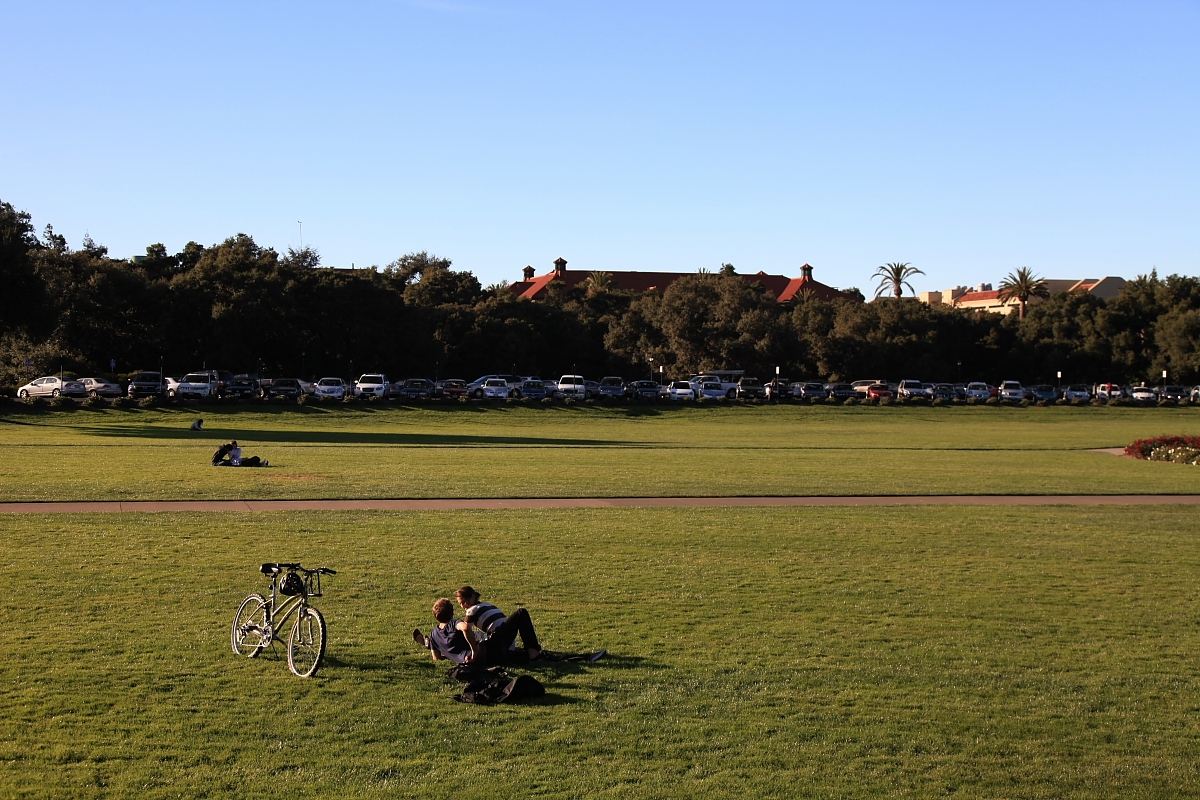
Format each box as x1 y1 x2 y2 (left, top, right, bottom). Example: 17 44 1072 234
931 397 946 407
80 396 105 409
47 396 68 411
843 397 858 406
1147 445 1200 465
138 395 159 409
296 393 309 406
109 396 129 409
1126 435 1200 459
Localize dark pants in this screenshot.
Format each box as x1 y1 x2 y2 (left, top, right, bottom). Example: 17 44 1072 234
479 608 541 665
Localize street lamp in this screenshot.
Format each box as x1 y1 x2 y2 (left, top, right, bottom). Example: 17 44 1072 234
648 357 654 383
298 221 303 250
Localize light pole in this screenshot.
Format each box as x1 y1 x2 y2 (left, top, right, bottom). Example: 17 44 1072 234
648 357 654 383
297 221 303 250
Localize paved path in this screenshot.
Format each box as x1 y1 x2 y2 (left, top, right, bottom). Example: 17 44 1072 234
3 494 1200 513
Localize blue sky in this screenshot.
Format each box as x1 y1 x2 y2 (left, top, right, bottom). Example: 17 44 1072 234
3 0 1197 294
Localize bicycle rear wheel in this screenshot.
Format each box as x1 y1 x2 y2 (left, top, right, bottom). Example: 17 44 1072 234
231 593 269 657
287 606 326 677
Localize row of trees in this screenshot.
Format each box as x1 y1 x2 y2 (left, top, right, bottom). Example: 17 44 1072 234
2 198 1198 389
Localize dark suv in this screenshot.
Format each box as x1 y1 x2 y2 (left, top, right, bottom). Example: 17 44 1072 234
262 378 303 400
127 371 166 398
224 374 260 400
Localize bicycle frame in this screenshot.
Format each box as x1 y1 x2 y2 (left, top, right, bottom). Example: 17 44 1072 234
247 571 313 647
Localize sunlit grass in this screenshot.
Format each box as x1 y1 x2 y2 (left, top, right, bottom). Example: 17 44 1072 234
1 403 1198 500
2 506 1198 798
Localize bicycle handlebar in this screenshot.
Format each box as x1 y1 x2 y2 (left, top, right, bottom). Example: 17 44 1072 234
260 562 337 576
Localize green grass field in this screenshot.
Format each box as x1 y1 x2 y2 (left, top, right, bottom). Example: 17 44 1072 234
2 403 1199 500
3 404 1200 798
3 507 1199 799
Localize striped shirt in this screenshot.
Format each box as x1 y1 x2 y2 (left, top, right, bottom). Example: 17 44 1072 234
465 602 506 637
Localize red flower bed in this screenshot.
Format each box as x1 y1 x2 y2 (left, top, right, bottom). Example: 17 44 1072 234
1125 435 1200 459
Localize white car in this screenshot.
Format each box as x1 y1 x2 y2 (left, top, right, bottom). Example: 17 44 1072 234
964 382 991 401
176 372 218 399
558 374 587 399
698 381 725 400
354 373 390 398
164 376 180 398
666 380 695 401
1130 385 1158 404
313 377 347 400
79 377 123 398
998 380 1027 402
482 378 510 399
17 376 87 399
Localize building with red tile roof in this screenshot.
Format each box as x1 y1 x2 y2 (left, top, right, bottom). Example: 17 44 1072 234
918 276 1127 315
507 259 857 303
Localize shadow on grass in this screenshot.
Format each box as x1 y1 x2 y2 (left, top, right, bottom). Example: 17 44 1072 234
77 424 650 448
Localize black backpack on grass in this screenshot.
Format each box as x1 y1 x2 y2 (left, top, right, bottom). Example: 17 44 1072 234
448 664 545 705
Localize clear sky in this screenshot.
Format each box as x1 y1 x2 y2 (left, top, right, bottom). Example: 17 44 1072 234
3 0 1197 294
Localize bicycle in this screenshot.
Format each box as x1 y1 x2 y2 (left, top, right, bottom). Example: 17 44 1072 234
231 562 337 678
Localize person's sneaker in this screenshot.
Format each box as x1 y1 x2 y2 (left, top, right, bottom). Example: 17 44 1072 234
587 649 607 662
411 628 428 648
263 460 269 467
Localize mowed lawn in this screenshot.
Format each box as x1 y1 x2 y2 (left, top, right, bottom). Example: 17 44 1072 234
2 506 1198 799
1 403 1199 500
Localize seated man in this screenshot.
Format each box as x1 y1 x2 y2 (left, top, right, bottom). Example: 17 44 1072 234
414 598 473 664
211 441 234 466
228 440 268 467
454 585 542 665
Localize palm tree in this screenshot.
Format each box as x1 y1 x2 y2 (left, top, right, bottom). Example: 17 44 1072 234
584 271 613 298
997 266 1049 320
872 262 925 299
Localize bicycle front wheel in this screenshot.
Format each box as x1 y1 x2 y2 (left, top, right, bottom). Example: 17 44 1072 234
287 606 327 678
231 593 269 657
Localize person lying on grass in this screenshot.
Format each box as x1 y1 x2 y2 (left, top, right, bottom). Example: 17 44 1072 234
455 585 542 665
414 594 606 665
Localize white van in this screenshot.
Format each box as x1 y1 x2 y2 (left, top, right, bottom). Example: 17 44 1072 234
558 374 587 399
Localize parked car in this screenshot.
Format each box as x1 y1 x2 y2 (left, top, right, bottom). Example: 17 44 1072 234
998 380 1027 402
164 376 180 398
866 383 892 400
258 377 302 400
394 378 435 400
558 374 587 400
1129 385 1158 404
176 372 220 399
964 382 991 401
481 378 511 399
17 376 86 399
466 374 522 399
736 377 765 400
627 380 660 400
221 374 259 400
519 379 548 400
541 379 562 399
1061 384 1091 402
851 379 886 397
1095 383 1124 401
313 377 347 400
433 379 467 399
825 383 857 401
1191 386 1200 404
666 380 696 401
694 380 723 400
354 373 391 398
127 370 167 398
896 379 930 400
930 383 956 401
795 381 828 401
1028 385 1058 403
597 377 626 399
764 378 790 401
1160 385 1188 404
79 377 122 398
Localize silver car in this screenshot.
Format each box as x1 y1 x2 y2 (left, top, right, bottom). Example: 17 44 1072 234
79 377 123 398
18 376 87 398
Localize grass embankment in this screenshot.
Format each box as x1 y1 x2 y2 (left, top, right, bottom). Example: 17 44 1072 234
1 404 1198 501
2 506 1198 798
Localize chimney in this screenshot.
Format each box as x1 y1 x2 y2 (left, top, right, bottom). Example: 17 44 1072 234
800 263 813 280
553 257 567 276
522 265 535 281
